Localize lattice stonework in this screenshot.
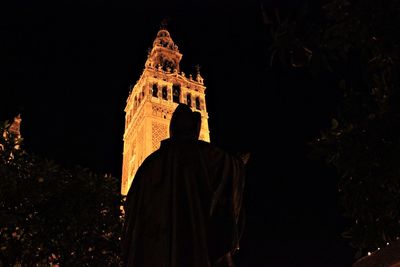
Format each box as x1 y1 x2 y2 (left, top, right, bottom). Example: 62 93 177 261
152 122 168 151
138 126 145 163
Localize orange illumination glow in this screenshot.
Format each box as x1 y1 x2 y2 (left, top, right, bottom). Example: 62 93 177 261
121 28 210 195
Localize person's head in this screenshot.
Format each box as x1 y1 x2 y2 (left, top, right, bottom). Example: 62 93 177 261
169 103 201 140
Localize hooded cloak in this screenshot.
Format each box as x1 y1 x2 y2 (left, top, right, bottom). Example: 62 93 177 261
122 104 246 267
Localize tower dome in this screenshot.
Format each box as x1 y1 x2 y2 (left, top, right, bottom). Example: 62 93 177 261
152 29 178 51
146 28 182 72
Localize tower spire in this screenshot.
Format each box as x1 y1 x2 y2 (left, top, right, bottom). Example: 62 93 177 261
121 28 210 195
9 114 22 137
1 114 22 153
195 64 204 84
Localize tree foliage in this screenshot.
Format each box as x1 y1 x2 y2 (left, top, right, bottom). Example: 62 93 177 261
264 0 400 257
0 121 123 266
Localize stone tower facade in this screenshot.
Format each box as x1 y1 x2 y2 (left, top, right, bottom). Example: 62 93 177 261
121 28 210 195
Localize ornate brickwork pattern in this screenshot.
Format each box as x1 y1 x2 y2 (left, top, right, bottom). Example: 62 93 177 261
138 126 145 163
152 122 168 151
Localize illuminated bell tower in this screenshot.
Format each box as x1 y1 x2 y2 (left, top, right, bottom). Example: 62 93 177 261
121 27 210 195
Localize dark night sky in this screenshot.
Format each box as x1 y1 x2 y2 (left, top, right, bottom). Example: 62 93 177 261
1 1 356 266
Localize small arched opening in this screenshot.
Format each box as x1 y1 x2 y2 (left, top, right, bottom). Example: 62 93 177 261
195 96 201 110
172 84 181 103
152 84 158 97
186 93 192 107
162 86 168 100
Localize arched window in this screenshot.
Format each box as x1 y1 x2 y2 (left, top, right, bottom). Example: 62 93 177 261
195 97 201 110
162 86 168 100
152 84 158 97
172 84 181 103
186 93 192 107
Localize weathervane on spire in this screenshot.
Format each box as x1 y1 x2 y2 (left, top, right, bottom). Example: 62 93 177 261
160 17 170 30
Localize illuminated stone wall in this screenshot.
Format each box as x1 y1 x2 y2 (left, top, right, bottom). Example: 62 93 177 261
121 28 210 195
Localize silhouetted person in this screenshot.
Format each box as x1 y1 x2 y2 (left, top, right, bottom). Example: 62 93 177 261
122 103 247 267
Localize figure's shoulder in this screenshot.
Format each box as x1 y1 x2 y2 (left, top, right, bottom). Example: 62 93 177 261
197 141 245 164
196 139 211 147
196 140 229 157
143 149 161 165
197 140 218 150
135 150 161 175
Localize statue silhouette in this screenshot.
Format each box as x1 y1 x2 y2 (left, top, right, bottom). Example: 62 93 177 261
122 103 247 267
